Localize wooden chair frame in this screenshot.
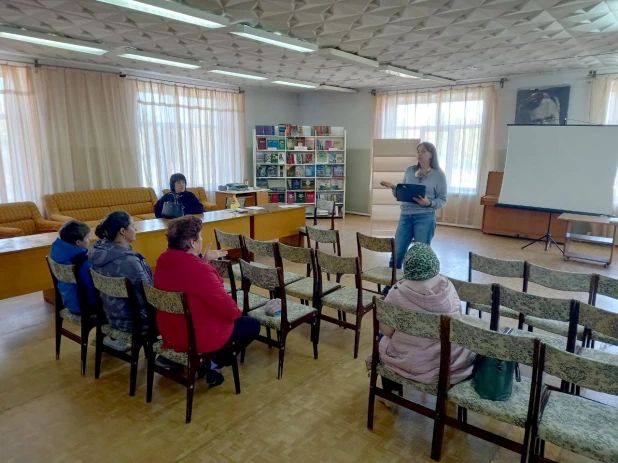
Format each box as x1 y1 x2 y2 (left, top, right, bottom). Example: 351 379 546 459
356 232 398 294
297 199 336 247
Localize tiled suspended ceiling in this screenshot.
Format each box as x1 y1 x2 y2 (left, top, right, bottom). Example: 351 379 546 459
0 0 617 90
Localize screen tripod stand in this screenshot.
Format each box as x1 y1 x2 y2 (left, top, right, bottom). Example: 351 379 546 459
521 212 564 254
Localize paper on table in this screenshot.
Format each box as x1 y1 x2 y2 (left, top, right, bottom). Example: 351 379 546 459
279 205 300 208
245 206 265 210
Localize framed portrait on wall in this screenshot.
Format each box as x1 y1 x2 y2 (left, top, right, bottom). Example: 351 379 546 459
514 86 570 125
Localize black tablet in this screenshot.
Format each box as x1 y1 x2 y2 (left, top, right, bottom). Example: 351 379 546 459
395 184 427 202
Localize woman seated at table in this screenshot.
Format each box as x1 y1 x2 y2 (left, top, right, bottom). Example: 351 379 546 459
154 215 260 387
154 173 204 218
374 243 475 402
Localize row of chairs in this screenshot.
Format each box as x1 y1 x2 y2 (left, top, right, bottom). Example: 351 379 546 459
369 280 618 463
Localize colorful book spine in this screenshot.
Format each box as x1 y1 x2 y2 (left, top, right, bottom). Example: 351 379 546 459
286 153 295 164
278 139 285 150
304 152 314 163
291 179 302 190
324 165 333 177
258 138 266 150
333 165 344 177
287 192 295 203
296 192 306 203
306 191 315 203
267 139 279 149
305 165 315 177
270 153 279 163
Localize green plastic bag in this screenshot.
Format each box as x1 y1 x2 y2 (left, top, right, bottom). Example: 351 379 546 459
473 356 521 401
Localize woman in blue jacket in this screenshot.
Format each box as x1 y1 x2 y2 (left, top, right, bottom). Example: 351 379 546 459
154 173 204 218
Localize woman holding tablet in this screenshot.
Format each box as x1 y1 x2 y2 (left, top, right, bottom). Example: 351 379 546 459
380 142 447 270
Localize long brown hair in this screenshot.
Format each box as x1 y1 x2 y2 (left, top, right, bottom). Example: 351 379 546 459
416 142 440 170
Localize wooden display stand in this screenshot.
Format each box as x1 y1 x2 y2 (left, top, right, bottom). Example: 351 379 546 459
215 189 269 210
481 172 567 242
559 213 618 267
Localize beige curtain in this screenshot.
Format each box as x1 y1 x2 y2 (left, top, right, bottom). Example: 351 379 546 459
33 68 141 192
0 65 45 205
374 85 498 228
589 74 618 236
133 80 245 197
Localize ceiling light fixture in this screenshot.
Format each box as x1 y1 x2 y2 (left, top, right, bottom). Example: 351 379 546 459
272 79 317 89
0 26 109 55
379 65 424 79
97 0 228 28
315 48 379 68
209 67 267 80
318 84 357 93
117 49 201 69
229 25 318 53
425 75 457 84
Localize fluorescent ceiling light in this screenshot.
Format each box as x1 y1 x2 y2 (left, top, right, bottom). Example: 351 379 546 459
315 48 379 68
0 26 108 55
229 25 318 53
425 75 457 84
379 65 423 79
118 49 201 69
272 79 317 89
319 85 357 93
209 67 267 80
97 0 227 28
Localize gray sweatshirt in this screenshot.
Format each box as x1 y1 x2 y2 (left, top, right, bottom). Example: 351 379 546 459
392 166 448 215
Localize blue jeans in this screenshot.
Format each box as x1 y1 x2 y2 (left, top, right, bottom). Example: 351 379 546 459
389 212 436 269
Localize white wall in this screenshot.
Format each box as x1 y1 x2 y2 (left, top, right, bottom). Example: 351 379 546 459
298 91 373 215
244 89 299 181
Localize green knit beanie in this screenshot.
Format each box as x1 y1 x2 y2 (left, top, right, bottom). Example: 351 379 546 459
403 243 440 281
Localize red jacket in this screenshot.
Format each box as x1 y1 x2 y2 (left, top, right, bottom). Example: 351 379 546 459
154 249 241 353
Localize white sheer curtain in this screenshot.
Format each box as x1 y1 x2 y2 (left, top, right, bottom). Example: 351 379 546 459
33 68 141 192
589 74 618 236
0 65 45 205
133 80 245 196
374 85 498 228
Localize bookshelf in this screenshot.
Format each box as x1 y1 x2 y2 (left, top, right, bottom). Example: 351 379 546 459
253 125 347 218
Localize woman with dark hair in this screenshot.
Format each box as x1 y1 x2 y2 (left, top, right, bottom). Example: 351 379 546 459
89 211 152 351
380 142 447 270
154 173 205 218
154 215 260 387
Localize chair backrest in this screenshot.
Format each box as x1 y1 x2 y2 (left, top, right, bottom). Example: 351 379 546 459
307 226 339 245
594 274 618 302
499 285 574 322
243 236 277 261
278 242 313 265
469 252 525 281
239 259 282 292
46 255 92 317
525 263 595 301
208 259 237 301
90 269 130 298
313 198 335 228
450 317 539 366
540 343 618 396
316 250 359 276
214 229 243 250
448 277 500 330
578 302 618 341
47 256 78 285
375 297 441 340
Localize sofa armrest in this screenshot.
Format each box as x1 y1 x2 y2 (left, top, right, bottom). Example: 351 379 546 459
0 227 25 238
49 214 75 223
202 201 219 211
35 219 64 233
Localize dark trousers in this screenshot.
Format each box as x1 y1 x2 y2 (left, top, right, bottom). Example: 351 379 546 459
227 316 261 349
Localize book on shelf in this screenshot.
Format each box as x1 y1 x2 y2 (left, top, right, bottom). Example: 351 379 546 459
256 178 269 189
271 186 286 192
278 193 285 203
268 165 279 177
330 178 343 190
324 165 333 177
301 126 312 136
296 192 306 203
267 139 279 150
332 139 343 150
256 152 265 163
286 152 295 164
304 152 313 163
278 153 286 164
331 126 344 136
270 153 278 164
256 126 264 135
335 193 344 203
257 166 268 177
316 151 327 163
302 179 313 190
305 165 315 177
295 153 303 164
291 178 302 190
317 179 331 190
295 166 305 177
306 191 315 203
306 138 315 150
316 165 325 177
333 165 344 177
325 140 333 150
328 152 337 163
296 137 305 148
278 139 286 150
287 192 295 203
258 138 266 150
278 124 286 136
270 194 279 203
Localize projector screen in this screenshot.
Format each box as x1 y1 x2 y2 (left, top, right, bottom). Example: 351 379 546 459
499 125 618 216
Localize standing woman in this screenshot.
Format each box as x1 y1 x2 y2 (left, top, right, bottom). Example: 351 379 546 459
380 142 447 270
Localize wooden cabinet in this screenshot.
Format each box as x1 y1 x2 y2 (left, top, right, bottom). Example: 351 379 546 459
481 172 567 242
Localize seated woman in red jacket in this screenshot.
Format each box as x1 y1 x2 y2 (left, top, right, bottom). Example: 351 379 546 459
154 215 260 387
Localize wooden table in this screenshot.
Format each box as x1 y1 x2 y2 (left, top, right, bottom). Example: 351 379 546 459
215 188 269 210
0 205 306 300
558 213 618 267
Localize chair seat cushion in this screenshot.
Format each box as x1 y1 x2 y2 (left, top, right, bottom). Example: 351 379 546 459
285 278 340 301
538 390 618 463
248 302 317 330
101 324 133 344
282 271 304 285
321 286 375 314
59 308 82 326
591 330 618 346
153 339 188 365
469 303 519 320
524 316 585 341
377 362 438 396
448 376 533 427
236 292 269 311
361 267 404 286
507 328 567 350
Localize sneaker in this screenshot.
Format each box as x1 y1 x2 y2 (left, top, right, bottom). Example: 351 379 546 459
155 355 184 371
206 369 224 388
103 336 131 352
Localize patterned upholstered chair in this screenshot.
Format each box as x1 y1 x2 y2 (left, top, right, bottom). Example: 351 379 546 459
590 275 618 348
447 277 501 331
142 283 242 424
577 302 618 362
161 187 217 211
46 256 97 375
214 229 245 281
468 252 526 321
0 202 62 238
356 232 403 294
315 250 375 358
307 226 341 283
298 198 336 247
528 343 618 463
277 243 340 306
523 263 592 341
367 297 444 430
239 259 319 379
243 237 303 286
89 269 147 396
432 317 542 462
